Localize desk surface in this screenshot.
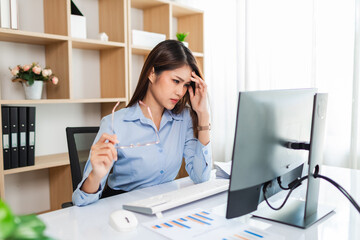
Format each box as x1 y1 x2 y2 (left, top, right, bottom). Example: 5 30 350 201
39 165 360 240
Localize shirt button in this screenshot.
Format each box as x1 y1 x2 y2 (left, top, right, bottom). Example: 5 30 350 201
159 148 163 153
160 170 164 174
204 150 208 155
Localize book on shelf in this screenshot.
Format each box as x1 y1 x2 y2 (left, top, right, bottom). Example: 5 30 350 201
1 106 36 170
9 0 18 29
0 0 11 28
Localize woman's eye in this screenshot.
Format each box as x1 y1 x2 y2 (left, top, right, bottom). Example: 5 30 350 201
184 84 190 88
173 79 180 84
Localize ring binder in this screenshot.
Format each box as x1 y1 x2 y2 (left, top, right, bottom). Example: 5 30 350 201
2 106 10 170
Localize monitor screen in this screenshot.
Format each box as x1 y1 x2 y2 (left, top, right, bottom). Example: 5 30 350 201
226 88 316 219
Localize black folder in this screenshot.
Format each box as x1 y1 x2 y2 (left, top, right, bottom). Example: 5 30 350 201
10 107 19 168
27 107 35 166
18 107 27 167
2 106 11 170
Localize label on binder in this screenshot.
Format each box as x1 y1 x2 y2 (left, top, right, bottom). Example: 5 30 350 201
20 132 26 146
11 133 17 147
29 131 35 145
3 134 9 149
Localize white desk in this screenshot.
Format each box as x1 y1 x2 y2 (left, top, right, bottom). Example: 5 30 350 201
39 165 360 240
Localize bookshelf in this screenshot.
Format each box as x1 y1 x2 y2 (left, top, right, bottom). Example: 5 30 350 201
127 0 204 94
0 0 204 213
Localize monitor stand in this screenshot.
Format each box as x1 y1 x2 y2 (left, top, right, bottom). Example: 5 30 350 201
252 93 334 229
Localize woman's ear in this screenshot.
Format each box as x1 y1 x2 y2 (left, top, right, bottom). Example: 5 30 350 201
148 67 156 83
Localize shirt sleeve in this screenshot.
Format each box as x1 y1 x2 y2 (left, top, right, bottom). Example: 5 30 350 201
72 116 115 207
183 111 212 183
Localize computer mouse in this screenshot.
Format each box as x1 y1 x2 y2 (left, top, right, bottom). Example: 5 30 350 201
109 209 138 232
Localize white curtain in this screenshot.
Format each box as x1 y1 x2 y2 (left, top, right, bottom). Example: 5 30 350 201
174 0 360 169
243 0 358 169
174 0 242 163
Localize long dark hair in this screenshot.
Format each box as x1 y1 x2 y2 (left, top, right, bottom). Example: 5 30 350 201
127 40 203 137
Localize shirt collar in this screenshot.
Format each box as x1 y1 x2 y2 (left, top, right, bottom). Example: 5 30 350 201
123 102 183 122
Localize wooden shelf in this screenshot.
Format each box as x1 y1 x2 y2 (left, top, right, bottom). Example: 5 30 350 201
0 98 128 105
131 0 166 9
4 153 70 175
132 45 203 58
131 45 152 55
72 38 125 50
172 2 203 17
0 28 67 45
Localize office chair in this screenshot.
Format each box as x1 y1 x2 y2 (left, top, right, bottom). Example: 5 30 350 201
62 126 99 208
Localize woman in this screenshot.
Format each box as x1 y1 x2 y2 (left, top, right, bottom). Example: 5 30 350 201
73 40 211 206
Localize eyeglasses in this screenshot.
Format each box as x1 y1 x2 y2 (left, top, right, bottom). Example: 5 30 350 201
111 100 160 149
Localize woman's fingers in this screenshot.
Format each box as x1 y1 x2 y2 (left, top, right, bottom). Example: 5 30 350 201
191 72 207 87
190 72 207 95
95 146 117 160
92 143 117 160
98 133 119 145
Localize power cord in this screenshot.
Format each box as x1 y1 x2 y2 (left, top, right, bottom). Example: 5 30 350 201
265 172 360 214
263 175 308 211
313 172 360 213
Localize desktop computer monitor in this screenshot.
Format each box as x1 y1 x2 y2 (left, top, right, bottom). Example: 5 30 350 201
226 89 333 229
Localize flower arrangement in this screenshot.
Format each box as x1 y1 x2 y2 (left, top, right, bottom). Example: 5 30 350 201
9 63 59 86
176 32 189 42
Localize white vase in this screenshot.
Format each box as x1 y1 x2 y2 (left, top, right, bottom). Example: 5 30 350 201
182 41 189 48
22 81 43 100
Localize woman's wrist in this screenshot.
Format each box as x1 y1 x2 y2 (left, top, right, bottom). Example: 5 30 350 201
197 112 210 131
197 111 209 124
81 171 102 194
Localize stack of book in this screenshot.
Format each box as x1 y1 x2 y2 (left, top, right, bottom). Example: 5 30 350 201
2 106 36 170
0 0 18 29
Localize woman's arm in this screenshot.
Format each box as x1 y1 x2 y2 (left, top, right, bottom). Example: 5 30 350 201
188 71 210 146
183 115 212 183
72 117 118 206
81 133 118 193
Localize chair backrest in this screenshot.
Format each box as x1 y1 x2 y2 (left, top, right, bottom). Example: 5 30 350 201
66 127 99 191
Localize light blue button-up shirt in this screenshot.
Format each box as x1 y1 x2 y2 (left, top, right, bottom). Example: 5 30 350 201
72 103 212 206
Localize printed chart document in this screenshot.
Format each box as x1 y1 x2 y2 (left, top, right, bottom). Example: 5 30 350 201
196 223 285 240
143 208 282 240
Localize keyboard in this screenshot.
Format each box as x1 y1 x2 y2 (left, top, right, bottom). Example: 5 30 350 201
123 179 229 215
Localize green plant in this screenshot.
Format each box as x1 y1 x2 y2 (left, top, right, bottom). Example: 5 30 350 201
176 32 189 42
0 200 52 240
9 63 59 86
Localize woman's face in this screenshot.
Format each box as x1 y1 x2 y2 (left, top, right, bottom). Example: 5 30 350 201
149 65 192 110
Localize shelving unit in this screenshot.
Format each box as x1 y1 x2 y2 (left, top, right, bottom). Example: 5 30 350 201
0 0 128 212
127 0 204 94
0 0 204 213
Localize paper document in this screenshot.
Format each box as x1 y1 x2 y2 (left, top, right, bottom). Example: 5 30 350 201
143 208 228 240
144 208 283 240
196 222 285 240
214 161 232 179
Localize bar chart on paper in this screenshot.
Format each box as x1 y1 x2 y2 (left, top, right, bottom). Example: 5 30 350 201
196 223 284 240
143 209 228 240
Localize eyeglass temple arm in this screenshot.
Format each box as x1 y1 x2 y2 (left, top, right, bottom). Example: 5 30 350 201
112 101 121 133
